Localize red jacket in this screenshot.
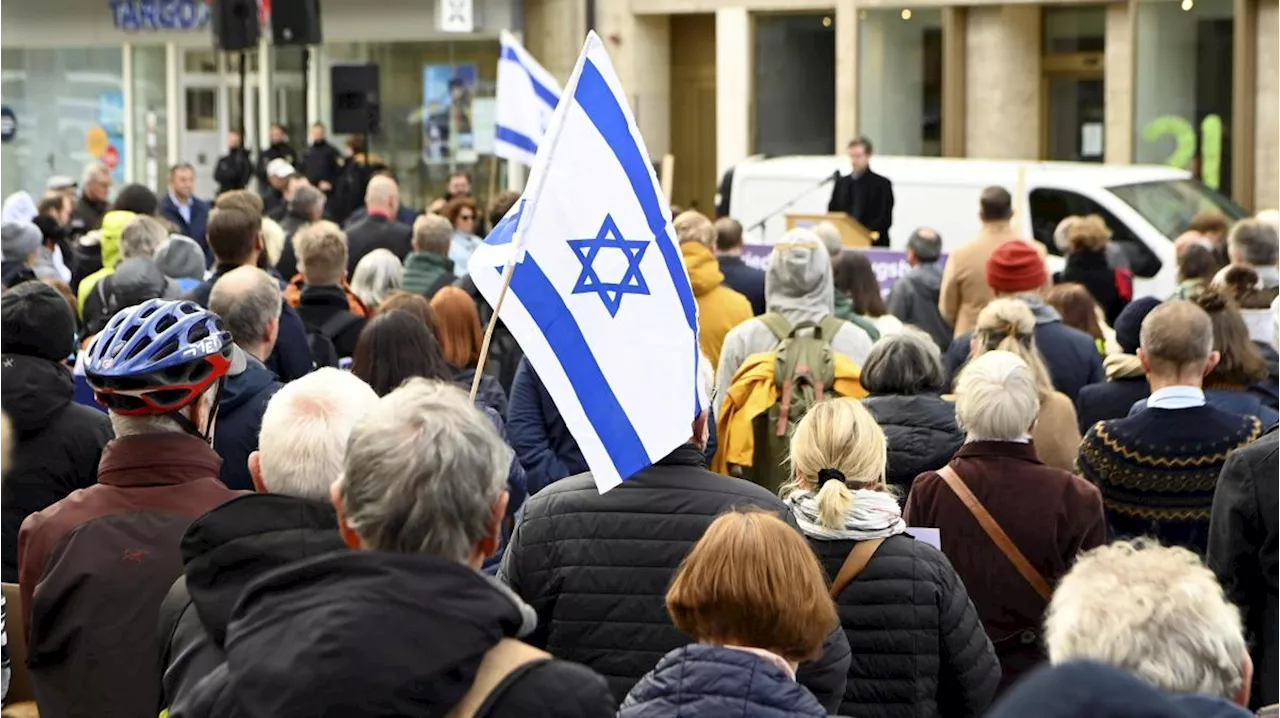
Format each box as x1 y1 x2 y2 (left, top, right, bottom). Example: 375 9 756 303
17 433 241 718
903 441 1106 693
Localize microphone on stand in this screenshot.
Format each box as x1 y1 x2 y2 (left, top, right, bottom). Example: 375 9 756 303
745 169 844 240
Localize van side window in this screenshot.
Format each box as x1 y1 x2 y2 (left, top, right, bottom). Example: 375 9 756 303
1028 188 1163 279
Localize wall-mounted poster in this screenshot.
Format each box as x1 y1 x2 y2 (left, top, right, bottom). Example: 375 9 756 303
422 62 478 165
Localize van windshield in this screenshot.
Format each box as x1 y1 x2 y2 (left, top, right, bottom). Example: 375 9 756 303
1108 179 1247 239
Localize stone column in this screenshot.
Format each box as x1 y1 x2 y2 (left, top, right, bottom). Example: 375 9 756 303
964 5 1041 159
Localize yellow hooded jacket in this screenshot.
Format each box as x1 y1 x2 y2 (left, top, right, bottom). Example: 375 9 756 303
712 350 867 474
76 210 136 315
681 241 753 369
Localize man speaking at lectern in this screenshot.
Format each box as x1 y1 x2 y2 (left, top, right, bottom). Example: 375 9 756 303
828 137 894 247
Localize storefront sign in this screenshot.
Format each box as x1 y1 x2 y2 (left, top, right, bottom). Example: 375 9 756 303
437 0 474 32
110 0 211 31
0 107 15 144
741 244 948 298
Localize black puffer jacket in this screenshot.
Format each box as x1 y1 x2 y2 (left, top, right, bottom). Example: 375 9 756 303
810 534 1001 717
861 394 964 500
1 354 113 582
498 445 851 712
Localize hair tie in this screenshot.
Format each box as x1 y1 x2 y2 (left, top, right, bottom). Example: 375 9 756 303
817 468 846 487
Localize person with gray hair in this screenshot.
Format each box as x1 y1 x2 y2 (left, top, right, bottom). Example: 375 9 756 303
351 248 404 311
886 227 953 349
1045 539 1253 708
72 161 113 232
714 228 874 402
169 378 616 718
905 349 1105 691
157 368 379 710
206 266 285 491
1221 218 1279 288
859 330 964 499
273 183 326 280
403 213 456 297
82 215 184 335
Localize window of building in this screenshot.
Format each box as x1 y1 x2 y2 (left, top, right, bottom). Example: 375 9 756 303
752 13 836 156
319 40 504 210
131 45 169 193
0 47 125 199
857 7 942 156
1042 6 1107 162
1134 0 1234 196
1029 187 1163 278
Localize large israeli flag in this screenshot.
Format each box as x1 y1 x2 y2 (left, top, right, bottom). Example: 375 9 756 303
471 32 705 493
495 30 562 166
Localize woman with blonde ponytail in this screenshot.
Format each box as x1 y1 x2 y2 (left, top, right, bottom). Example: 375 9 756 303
968 298 1082 471
783 398 999 717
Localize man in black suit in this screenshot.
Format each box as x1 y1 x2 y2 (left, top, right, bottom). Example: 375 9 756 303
827 136 894 247
343 174 412 275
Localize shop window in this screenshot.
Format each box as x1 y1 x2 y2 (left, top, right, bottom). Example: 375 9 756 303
1134 0 1234 196
752 13 836 156
857 8 943 156
131 45 168 192
1030 187 1163 279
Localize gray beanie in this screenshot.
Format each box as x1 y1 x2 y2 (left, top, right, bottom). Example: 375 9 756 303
2 221 42 262
155 235 208 280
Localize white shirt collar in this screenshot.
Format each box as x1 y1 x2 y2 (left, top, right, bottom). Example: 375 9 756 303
1147 385 1206 410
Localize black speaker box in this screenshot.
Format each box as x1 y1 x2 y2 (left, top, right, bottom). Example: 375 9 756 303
212 0 260 52
271 0 323 46
331 64 381 135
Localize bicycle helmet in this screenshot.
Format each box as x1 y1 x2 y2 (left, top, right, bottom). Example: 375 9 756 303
84 299 232 418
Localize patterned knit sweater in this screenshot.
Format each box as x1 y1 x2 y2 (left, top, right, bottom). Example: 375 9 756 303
1078 405 1263 555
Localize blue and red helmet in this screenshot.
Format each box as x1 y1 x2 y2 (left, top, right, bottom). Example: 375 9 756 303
85 299 233 415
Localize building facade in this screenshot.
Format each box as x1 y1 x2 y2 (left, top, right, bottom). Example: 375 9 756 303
2 0 1275 215
525 0 1278 214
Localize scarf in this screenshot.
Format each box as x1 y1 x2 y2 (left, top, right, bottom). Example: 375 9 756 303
784 488 906 541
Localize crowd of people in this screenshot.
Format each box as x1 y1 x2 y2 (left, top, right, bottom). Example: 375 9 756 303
0 149 1276 718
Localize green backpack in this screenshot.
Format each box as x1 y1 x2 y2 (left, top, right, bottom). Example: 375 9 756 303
738 312 845 495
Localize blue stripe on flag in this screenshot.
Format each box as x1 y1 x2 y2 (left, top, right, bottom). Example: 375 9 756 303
572 58 703 414
495 125 539 156
500 45 561 108
504 256 651 480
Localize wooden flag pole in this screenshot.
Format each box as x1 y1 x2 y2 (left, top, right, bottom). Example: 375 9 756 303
469 259 517 403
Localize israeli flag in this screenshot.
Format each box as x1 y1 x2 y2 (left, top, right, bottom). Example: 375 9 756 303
471 32 705 493
495 30 562 166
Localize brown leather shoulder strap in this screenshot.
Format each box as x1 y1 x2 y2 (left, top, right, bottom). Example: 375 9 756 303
446 638 550 718
937 465 1053 601
828 538 885 599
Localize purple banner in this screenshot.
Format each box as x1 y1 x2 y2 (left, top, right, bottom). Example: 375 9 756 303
741 244 948 298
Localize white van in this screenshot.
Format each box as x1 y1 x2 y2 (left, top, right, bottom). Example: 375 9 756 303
724 155 1247 298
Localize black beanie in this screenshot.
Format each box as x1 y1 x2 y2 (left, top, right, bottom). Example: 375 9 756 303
1 281 76 361
1113 297 1162 355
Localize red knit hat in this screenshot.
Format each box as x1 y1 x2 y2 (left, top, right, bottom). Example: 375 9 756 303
986 240 1047 294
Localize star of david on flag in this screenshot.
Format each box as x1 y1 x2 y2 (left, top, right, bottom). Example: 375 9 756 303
568 214 650 317
470 32 706 493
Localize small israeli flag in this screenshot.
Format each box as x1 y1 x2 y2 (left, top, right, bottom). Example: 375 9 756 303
495 30 562 166
471 32 705 493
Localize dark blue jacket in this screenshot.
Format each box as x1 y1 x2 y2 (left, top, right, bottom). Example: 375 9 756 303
477 405 527 574
945 320 1103 404
213 352 281 491
455 365 508 418
160 194 212 265
621 644 827 718
507 358 716 494
507 358 588 495
718 255 766 316
1076 376 1151 433
186 264 313 383
1130 389 1280 430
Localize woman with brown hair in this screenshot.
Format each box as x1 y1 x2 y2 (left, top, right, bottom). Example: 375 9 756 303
444 196 481 278
782 398 999 717
1130 291 1277 428
1045 282 1107 355
431 285 507 416
1058 214 1129 324
967 299 1081 472
621 510 837 717
374 291 439 335
833 250 902 337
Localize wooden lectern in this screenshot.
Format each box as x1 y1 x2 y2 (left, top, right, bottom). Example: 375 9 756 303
784 212 874 248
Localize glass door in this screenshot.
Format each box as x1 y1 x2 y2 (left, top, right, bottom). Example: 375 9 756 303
1041 6 1106 163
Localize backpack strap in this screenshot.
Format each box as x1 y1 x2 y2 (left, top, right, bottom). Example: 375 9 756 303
937 465 1053 601
829 538 885 599
317 311 363 341
817 316 846 343
446 638 551 718
759 312 792 342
